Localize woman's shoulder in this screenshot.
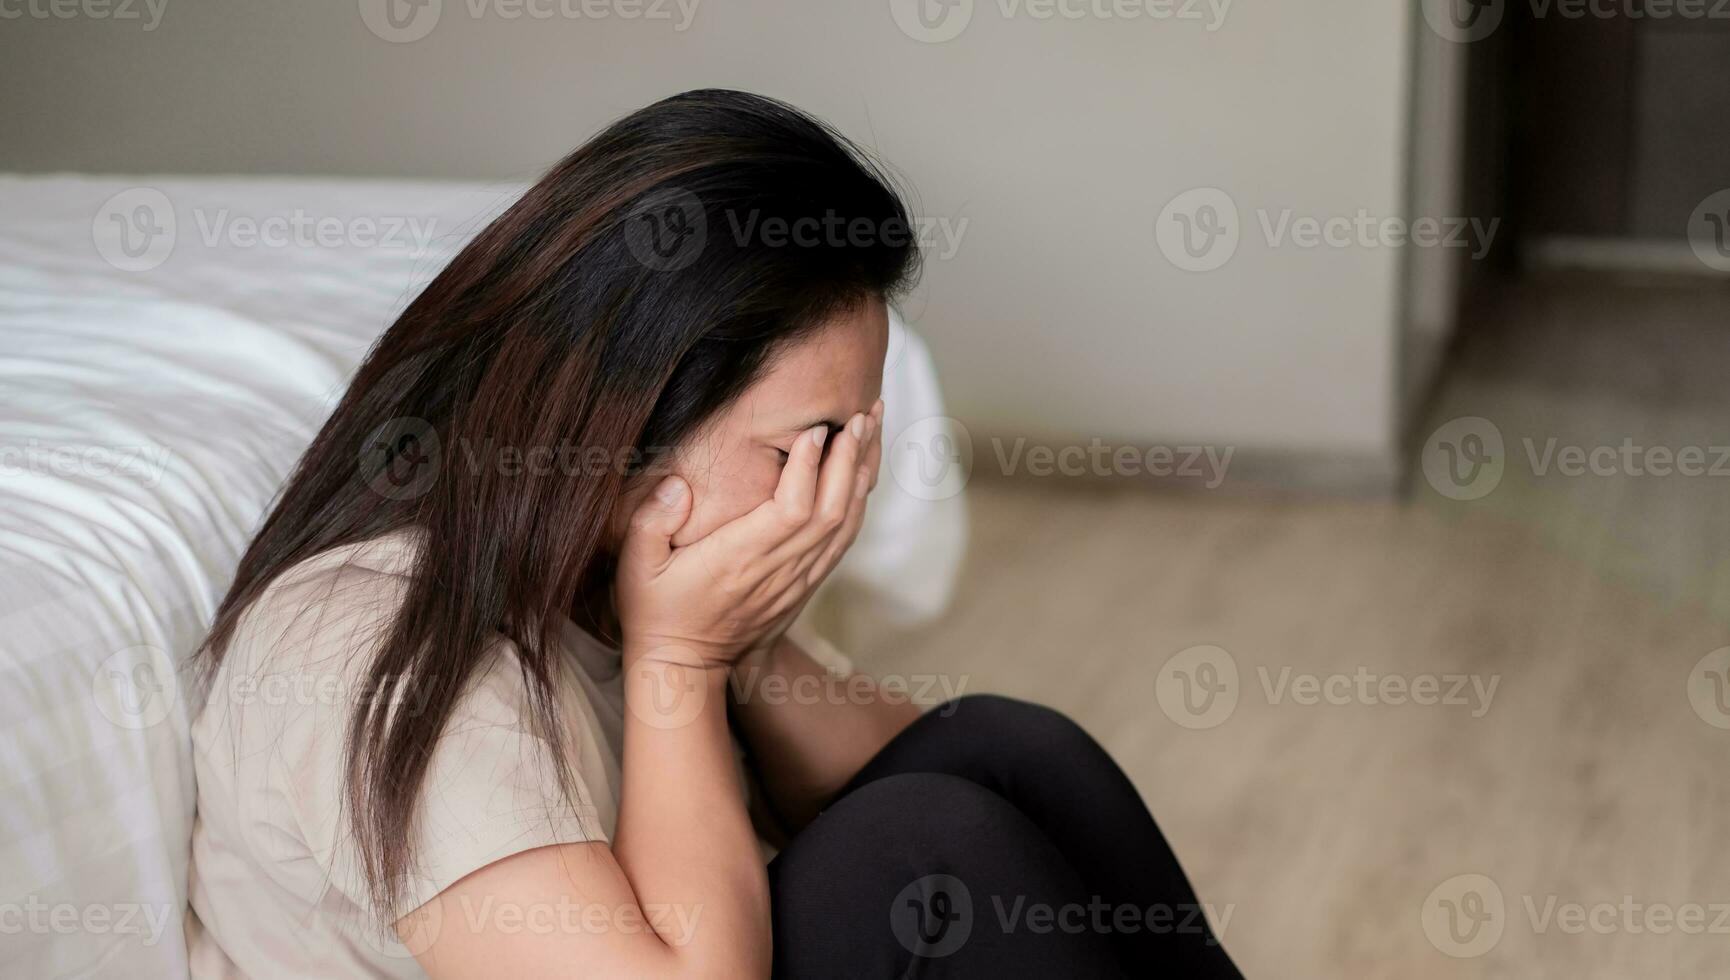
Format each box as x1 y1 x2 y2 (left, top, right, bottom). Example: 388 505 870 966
197 528 467 748
207 528 595 730
195 528 586 797
225 528 428 675
191 528 615 926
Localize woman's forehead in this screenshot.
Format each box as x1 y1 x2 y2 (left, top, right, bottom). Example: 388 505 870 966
737 304 888 431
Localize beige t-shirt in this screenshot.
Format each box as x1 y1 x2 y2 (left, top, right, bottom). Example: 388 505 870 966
186 530 847 978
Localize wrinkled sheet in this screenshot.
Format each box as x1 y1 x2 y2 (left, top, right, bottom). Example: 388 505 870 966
0 174 964 978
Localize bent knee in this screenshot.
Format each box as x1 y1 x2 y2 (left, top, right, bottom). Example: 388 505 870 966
928 694 1098 756
815 773 1035 854
836 772 1015 829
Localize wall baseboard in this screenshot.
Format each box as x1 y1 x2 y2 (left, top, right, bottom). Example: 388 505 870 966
1525 237 1730 277
963 434 1403 499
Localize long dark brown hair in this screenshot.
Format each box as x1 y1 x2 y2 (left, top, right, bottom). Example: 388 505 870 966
197 89 920 920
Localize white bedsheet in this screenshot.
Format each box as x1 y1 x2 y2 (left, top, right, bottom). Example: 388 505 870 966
0 174 964 979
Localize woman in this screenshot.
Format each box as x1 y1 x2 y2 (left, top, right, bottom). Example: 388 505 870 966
187 89 1241 979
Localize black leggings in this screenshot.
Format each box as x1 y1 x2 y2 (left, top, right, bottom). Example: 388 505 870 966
767 695 1243 978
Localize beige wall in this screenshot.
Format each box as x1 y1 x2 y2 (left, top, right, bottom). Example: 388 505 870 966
0 0 1414 487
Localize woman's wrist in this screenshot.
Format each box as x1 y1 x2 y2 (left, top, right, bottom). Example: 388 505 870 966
620 650 734 734
621 632 737 671
731 629 800 684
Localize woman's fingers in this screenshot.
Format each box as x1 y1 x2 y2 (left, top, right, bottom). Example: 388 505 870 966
689 421 830 566
773 423 830 524
672 407 875 604
618 476 691 576
806 400 880 578
779 428 875 592
865 399 884 490
807 471 869 587
775 412 868 558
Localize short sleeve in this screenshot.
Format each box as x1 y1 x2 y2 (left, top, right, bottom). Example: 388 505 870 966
225 559 608 927
387 648 608 917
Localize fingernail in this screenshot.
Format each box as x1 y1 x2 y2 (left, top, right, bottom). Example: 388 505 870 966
810 425 829 448
872 398 885 417
655 478 685 504
849 415 865 439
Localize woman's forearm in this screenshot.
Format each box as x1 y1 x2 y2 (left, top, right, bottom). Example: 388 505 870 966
612 654 771 976
730 635 920 831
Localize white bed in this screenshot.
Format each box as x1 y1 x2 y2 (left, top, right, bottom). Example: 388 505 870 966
0 174 965 979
